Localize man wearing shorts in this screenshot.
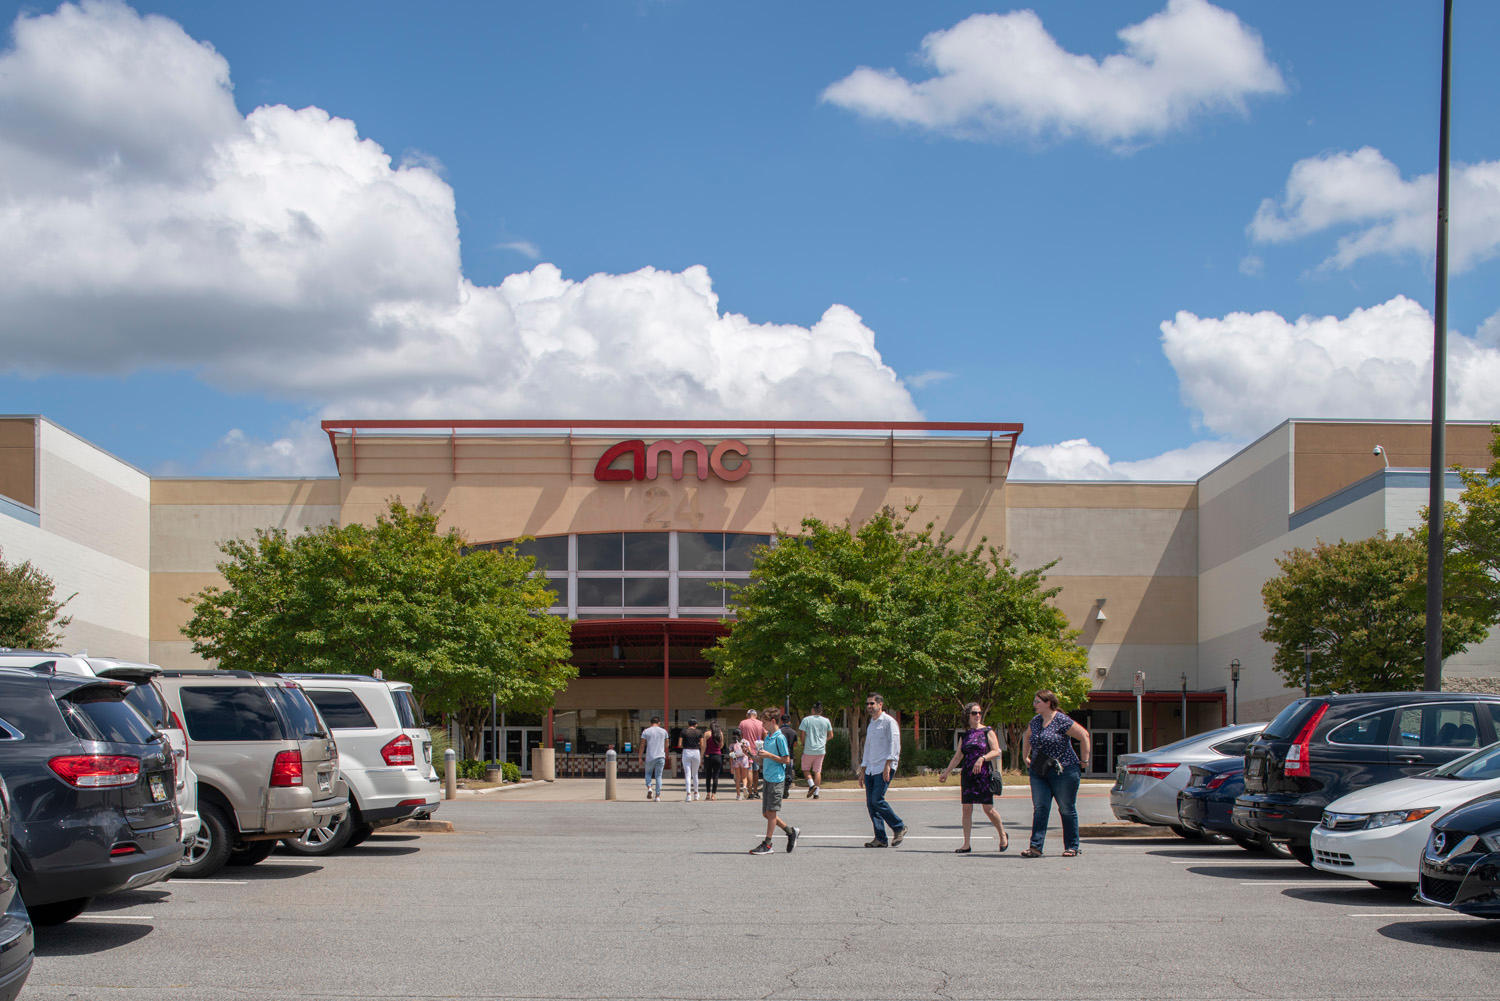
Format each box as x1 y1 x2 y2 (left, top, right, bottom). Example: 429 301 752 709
738 708 765 796
749 706 799 855
798 703 832 798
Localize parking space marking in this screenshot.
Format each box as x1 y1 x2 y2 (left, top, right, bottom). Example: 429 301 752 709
1168 859 1292 864
1347 912 1446 918
75 915 155 922
180 879 249 885
1237 880 1358 886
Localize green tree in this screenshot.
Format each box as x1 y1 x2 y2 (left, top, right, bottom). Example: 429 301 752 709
706 507 984 771
1440 424 1500 628
1260 532 1488 693
0 547 74 649
182 500 574 758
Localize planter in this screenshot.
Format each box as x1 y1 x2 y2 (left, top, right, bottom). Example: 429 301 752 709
533 746 556 782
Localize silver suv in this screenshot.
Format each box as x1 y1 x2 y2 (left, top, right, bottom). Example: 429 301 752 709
154 671 348 878
279 675 440 855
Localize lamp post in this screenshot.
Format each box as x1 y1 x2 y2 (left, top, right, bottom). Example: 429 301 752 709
1300 645 1313 697
1180 673 1188 739
1229 659 1241 725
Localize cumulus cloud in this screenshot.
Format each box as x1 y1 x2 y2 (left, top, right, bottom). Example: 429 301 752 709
906 370 954 389
822 0 1283 147
498 239 542 260
1010 437 1240 481
1161 295 1500 439
0 2 919 475
1250 147 1500 272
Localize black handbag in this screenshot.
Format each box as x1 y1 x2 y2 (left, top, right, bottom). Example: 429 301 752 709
986 728 1004 795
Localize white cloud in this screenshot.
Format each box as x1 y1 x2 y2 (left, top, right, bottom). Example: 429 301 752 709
1161 295 1500 439
1010 437 1240 481
498 239 542 260
822 0 1283 147
1250 147 1500 272
1238 254 1263 277
906 370 954 389
0 2 920 475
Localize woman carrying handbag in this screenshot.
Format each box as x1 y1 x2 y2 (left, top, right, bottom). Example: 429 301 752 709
1020 689 1091 858
938 702 1009 853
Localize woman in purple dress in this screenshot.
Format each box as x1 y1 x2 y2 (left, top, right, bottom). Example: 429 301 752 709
938 702 1009 853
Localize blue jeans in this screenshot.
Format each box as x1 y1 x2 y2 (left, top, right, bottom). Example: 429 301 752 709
1029 765 1081 851
644 757 665 797
863 771 905 841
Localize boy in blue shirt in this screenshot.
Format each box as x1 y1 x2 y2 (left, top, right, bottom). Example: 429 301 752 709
749 706 800 855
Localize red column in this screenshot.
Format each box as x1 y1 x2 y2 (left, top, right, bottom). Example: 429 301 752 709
662 624 671 723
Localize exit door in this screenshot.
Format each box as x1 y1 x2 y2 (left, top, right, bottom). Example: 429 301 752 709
502 727 544 776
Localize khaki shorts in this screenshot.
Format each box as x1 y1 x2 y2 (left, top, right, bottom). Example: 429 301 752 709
801 753 825 772
761 781 784 813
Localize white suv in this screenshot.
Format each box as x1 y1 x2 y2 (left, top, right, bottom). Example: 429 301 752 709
279 675 441 855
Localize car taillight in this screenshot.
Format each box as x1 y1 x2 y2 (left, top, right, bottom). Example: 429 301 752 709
1283 703 1330 778
382 734 415 766
270 749 303 787
1126 762 1179 781
48 754 141 788
1205 770 1241 791
169 711 188 759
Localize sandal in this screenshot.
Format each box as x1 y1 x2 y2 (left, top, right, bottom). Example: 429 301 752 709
998 834 1010 853
1061 848 1080 857
1019 847 1043 858
953 846 972 854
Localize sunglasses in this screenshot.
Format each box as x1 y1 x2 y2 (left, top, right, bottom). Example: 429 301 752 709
968 710 982 715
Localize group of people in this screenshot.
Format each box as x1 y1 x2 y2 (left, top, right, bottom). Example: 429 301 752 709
637 688 1092 858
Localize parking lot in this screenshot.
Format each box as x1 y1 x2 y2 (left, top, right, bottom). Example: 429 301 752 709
20 782 1500 1001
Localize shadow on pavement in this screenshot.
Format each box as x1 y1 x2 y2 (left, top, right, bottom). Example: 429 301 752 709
36 921 153 955
367 834 421 842
88 889 171 911
1184 864 1315 879
346 844 420 857
1378 919 1500 951
227 863 324 880
1280 885 1418 906
1145 848 1266 860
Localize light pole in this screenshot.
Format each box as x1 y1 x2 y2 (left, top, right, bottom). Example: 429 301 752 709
1300 645 1313 697
1425 0 1454 692
1230 659 1241 725
1180 673 1188 739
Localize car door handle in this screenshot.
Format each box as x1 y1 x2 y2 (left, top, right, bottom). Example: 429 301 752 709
1393 753 1424 763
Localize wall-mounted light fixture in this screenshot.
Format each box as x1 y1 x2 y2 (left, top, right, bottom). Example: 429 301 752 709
1095 598 1107 623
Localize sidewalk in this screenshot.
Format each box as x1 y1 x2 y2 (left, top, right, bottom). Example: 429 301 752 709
457 777 1116 803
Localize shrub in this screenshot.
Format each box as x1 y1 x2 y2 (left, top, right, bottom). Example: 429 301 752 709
457 759 486 780
501 762 521 783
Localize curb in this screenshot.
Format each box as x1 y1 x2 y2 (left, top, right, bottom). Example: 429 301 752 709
454 779 548 797
386 819 455 833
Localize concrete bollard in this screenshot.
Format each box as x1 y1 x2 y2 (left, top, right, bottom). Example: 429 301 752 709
604 747 617 801
444 747 457 800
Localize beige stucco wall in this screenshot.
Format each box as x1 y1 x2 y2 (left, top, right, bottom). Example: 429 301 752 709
1292 421 1495 512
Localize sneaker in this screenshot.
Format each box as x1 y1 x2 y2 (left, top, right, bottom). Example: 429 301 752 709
805 784 814 798
786 826 800 853
748 841 773 855
863 838 889 848
812 787 819 799
891 826 907 847
646 789 653 801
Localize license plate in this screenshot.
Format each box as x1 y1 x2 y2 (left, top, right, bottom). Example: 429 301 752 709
149 775 168 802
319 775 332 794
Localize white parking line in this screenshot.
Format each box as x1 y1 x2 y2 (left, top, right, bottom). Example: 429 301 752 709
1238 881 1359 886
1169 859 1293 864
74 915 154 922
1347 912 1442 918
797 835 962 840
179 879 248 885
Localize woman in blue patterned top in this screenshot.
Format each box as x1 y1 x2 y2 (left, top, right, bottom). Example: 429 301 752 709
1019 689 1091 858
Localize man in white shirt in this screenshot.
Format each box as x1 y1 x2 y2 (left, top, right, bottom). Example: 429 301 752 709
858 693 905 847
640 715 668 801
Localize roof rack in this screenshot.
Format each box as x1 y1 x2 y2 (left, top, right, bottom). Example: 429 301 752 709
276 673 384 683
155 669 259 679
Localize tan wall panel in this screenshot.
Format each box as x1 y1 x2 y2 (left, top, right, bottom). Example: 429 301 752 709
151 572 224 641
1006 507 1196 578
1004 483 1197 510
152 479 340 506
151 504 340 573
149 640 209 672
0 418 36 508
1293 421 1496 511
1047 575 1197 646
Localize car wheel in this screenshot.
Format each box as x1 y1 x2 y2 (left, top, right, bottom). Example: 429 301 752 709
1170 824 1206 840
344 822 375 848
177 801 234 879
1231 834 1272 853
27 897 89 926
1288 841 1315 867
281 809 355 856
1369 880 1413 894
226 839 276 867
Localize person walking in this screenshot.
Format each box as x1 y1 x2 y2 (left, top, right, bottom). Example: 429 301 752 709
748 706 799 855
678 718 704 801
858 693 906 847
739 709 765 796
1020 690 1091 858
779 713 800 799
729 726 751 799
798 703 831 798
703 721 726 801
939 702 1009 853
640 715 668 802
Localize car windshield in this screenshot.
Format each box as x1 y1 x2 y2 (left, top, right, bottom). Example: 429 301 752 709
1431 740 1500 780
122 683 169 728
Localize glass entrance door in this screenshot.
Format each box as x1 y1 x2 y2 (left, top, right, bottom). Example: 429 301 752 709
502 727 544 775
1090 730 1131 776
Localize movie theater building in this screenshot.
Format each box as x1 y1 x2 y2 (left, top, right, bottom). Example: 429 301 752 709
4 416 1498 776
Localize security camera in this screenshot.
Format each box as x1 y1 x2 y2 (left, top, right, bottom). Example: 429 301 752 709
1372 446 1383 456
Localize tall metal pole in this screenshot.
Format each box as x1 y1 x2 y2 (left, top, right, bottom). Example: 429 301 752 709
1301 646 1313 698
1425 0 1453 692
1180 674 1188 740
1230 659 1240 726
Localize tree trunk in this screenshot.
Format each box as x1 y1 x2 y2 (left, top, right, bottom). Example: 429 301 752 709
848 704 864 774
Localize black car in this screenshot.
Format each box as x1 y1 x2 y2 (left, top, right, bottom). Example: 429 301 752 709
1234 691 1500 866
1176 757 1276 852
0 668 181 925
1417 791 1500 917
0 776 33 1001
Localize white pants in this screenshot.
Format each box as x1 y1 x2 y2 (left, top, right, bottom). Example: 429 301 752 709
681 749 702 797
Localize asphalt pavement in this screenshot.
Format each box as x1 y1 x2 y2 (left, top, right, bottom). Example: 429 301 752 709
21 779 1499 1000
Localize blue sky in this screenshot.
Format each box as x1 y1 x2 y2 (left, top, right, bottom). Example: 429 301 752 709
1 1 1497 478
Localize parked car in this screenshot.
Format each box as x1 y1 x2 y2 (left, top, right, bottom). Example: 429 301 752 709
277 674 441 855
153 671 348 878
1312 738 1500 889
1175 756 1280 853
87 661 201 852
0 776 33 1001
1417 790 1500 918
1110 723 1265 836
0 668 180 924
0 648 97 678
1235 691 1500 866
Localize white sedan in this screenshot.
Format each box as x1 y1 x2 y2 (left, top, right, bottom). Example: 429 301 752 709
1311 739 1500 888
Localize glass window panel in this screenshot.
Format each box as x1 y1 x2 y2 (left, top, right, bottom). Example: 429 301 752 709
1329 711 1392 746
180 686 281 741
516 536 570 572
724 534 770 572
678 579 727 608
678 532 723 571
306 689 377 729
623 533 669 571
576 578 622 606
623 577 669 606
577 533 622 571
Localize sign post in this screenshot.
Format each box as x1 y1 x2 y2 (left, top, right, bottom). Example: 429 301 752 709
1133 671 1146 753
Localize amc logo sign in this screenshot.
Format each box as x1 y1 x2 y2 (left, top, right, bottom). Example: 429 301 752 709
594 439 751 483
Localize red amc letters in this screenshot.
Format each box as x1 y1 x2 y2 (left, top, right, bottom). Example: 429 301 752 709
593 439 751 482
